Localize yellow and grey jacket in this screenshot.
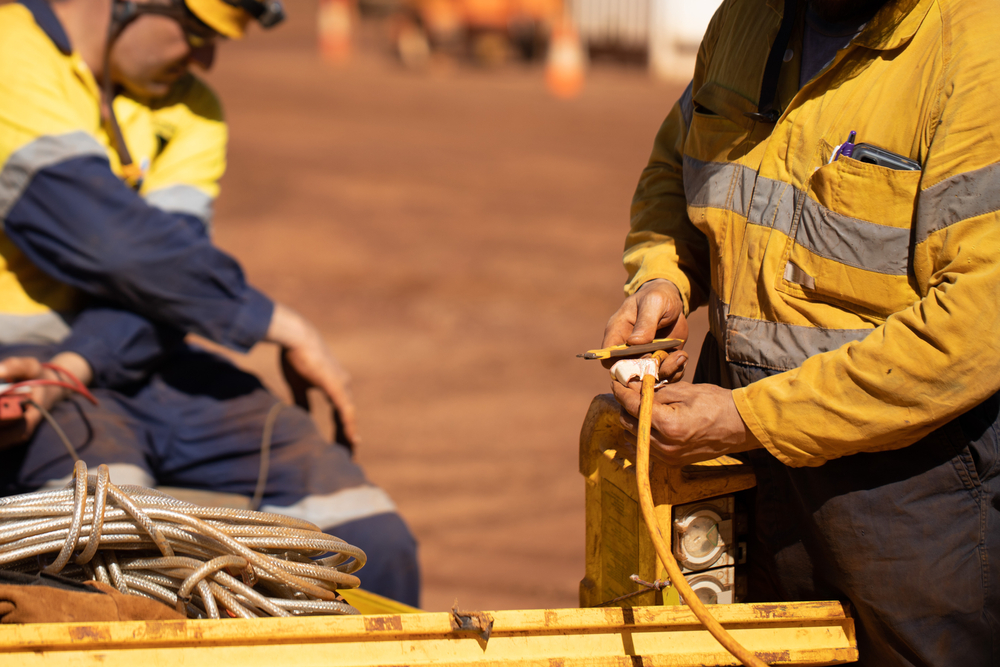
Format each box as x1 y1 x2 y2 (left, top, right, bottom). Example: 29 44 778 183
625 0 1000 466
0 0 271 358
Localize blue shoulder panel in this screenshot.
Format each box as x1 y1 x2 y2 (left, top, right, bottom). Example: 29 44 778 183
18 0 72 55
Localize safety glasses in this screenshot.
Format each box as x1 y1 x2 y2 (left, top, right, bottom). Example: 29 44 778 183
111 1 222 49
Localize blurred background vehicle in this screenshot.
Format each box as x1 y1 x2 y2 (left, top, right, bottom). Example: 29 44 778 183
388 0 563 69
345 0 721 84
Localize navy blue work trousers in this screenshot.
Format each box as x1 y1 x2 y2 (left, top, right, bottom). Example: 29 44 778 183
696 334 999 667
0 344 420 607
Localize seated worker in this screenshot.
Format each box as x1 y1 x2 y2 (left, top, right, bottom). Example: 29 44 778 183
602 0 998 663
0 0 419 605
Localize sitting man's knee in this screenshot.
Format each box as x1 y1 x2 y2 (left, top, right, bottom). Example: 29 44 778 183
331 512 420 607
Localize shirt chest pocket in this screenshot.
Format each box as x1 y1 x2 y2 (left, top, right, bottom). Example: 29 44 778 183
775 141 923 322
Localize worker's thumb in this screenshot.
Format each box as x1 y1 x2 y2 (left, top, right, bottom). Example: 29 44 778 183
0 357 42 382
628 294 672 345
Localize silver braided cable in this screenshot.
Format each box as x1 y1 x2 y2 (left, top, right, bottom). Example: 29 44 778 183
0 461 364 618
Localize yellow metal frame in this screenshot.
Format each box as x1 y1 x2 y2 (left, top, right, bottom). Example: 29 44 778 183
580 394 758 608
0 393 857 665
0 602 856 666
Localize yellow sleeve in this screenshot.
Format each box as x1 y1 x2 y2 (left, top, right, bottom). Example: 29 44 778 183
622 2 728 314
0 6 105 163
139 75 227 226
735 2 1000 466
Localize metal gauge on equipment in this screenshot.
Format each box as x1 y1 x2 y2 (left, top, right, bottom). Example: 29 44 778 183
672 499 735 572
685 569 735 606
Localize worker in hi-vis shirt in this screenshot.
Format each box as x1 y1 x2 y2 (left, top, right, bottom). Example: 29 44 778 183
0 0 419 606
604 0 999 664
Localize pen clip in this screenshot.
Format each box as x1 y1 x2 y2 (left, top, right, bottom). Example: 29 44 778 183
832 130 857 162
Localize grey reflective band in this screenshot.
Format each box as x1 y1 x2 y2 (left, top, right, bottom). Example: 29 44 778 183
682 156 754 216
0 132 108 220
0 312 73 345
916 160 1000 244
145 185 215 226
43 464 155 490
260 485 398 530
746 175 797 236
707 290 728 339
708 291 873 371
783 261 815 289
678 81 694 130
726 315 872 370
684 159 910 275
796 197 910 275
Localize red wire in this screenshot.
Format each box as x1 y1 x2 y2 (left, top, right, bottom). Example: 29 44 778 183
0 364 98 406
41 363 98 404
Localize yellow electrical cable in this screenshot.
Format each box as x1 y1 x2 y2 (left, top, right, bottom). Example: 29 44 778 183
635 351 768 667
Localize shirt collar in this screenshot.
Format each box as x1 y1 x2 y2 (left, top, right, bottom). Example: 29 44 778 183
18 0 73 55
854 0 934 50
763 0 933 51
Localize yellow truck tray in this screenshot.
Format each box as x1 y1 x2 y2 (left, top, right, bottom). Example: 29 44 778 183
0 602 856 666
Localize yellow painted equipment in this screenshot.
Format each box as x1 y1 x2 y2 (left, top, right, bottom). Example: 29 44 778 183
0 394 858 665
580 394 757 608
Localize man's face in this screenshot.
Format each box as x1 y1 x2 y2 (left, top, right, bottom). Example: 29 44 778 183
808 0 891 22
109 5 217 99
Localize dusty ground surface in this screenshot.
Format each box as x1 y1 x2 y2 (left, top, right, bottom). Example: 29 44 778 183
202 2 706 612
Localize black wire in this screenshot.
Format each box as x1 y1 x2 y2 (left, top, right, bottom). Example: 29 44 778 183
25 399 80 464
251 403 284 511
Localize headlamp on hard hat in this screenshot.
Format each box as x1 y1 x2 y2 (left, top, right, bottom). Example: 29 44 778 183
112 0 285 42
183 0 285 38
226 0 286 29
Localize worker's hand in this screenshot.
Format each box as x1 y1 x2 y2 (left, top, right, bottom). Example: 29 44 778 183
0 352 93 450
602 279 690 381
266 304 358 447
611 380 762 466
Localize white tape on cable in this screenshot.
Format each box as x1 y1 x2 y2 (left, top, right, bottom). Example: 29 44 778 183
610 358 660 385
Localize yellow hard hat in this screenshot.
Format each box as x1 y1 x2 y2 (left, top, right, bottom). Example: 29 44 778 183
183 0 285 39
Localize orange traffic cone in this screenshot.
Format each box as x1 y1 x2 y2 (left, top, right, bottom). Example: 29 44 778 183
318 0 353 64
545 20 585 99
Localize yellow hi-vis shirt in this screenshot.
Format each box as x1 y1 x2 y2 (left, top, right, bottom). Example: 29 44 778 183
625 0 1000 467
0 0 226 344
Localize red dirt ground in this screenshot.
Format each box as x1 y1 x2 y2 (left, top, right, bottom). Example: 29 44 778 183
202 2 707 612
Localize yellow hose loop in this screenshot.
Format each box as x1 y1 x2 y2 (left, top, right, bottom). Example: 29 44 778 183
636 354 769 667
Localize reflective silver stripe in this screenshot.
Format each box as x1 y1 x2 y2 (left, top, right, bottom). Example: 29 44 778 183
726 315 872 370
707 290 728 340
261 485 398 530
685 156 911 274
145 184 214 227
746 174 797 236
916 160 1000 244
682 156 755 216
783 261 816 289
709 290 873 370
42 464 155 490
796 196 910 275
0 312 73 344
0 132 108 220
678 81 694 130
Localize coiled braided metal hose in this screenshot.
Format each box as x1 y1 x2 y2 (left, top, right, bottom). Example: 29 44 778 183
0 460 365 619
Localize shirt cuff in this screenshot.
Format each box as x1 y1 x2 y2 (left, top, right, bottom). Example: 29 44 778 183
57 335 114 388
224 287 274 353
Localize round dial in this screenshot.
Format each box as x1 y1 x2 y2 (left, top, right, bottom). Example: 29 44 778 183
681 515 720 559
674 507 726 570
